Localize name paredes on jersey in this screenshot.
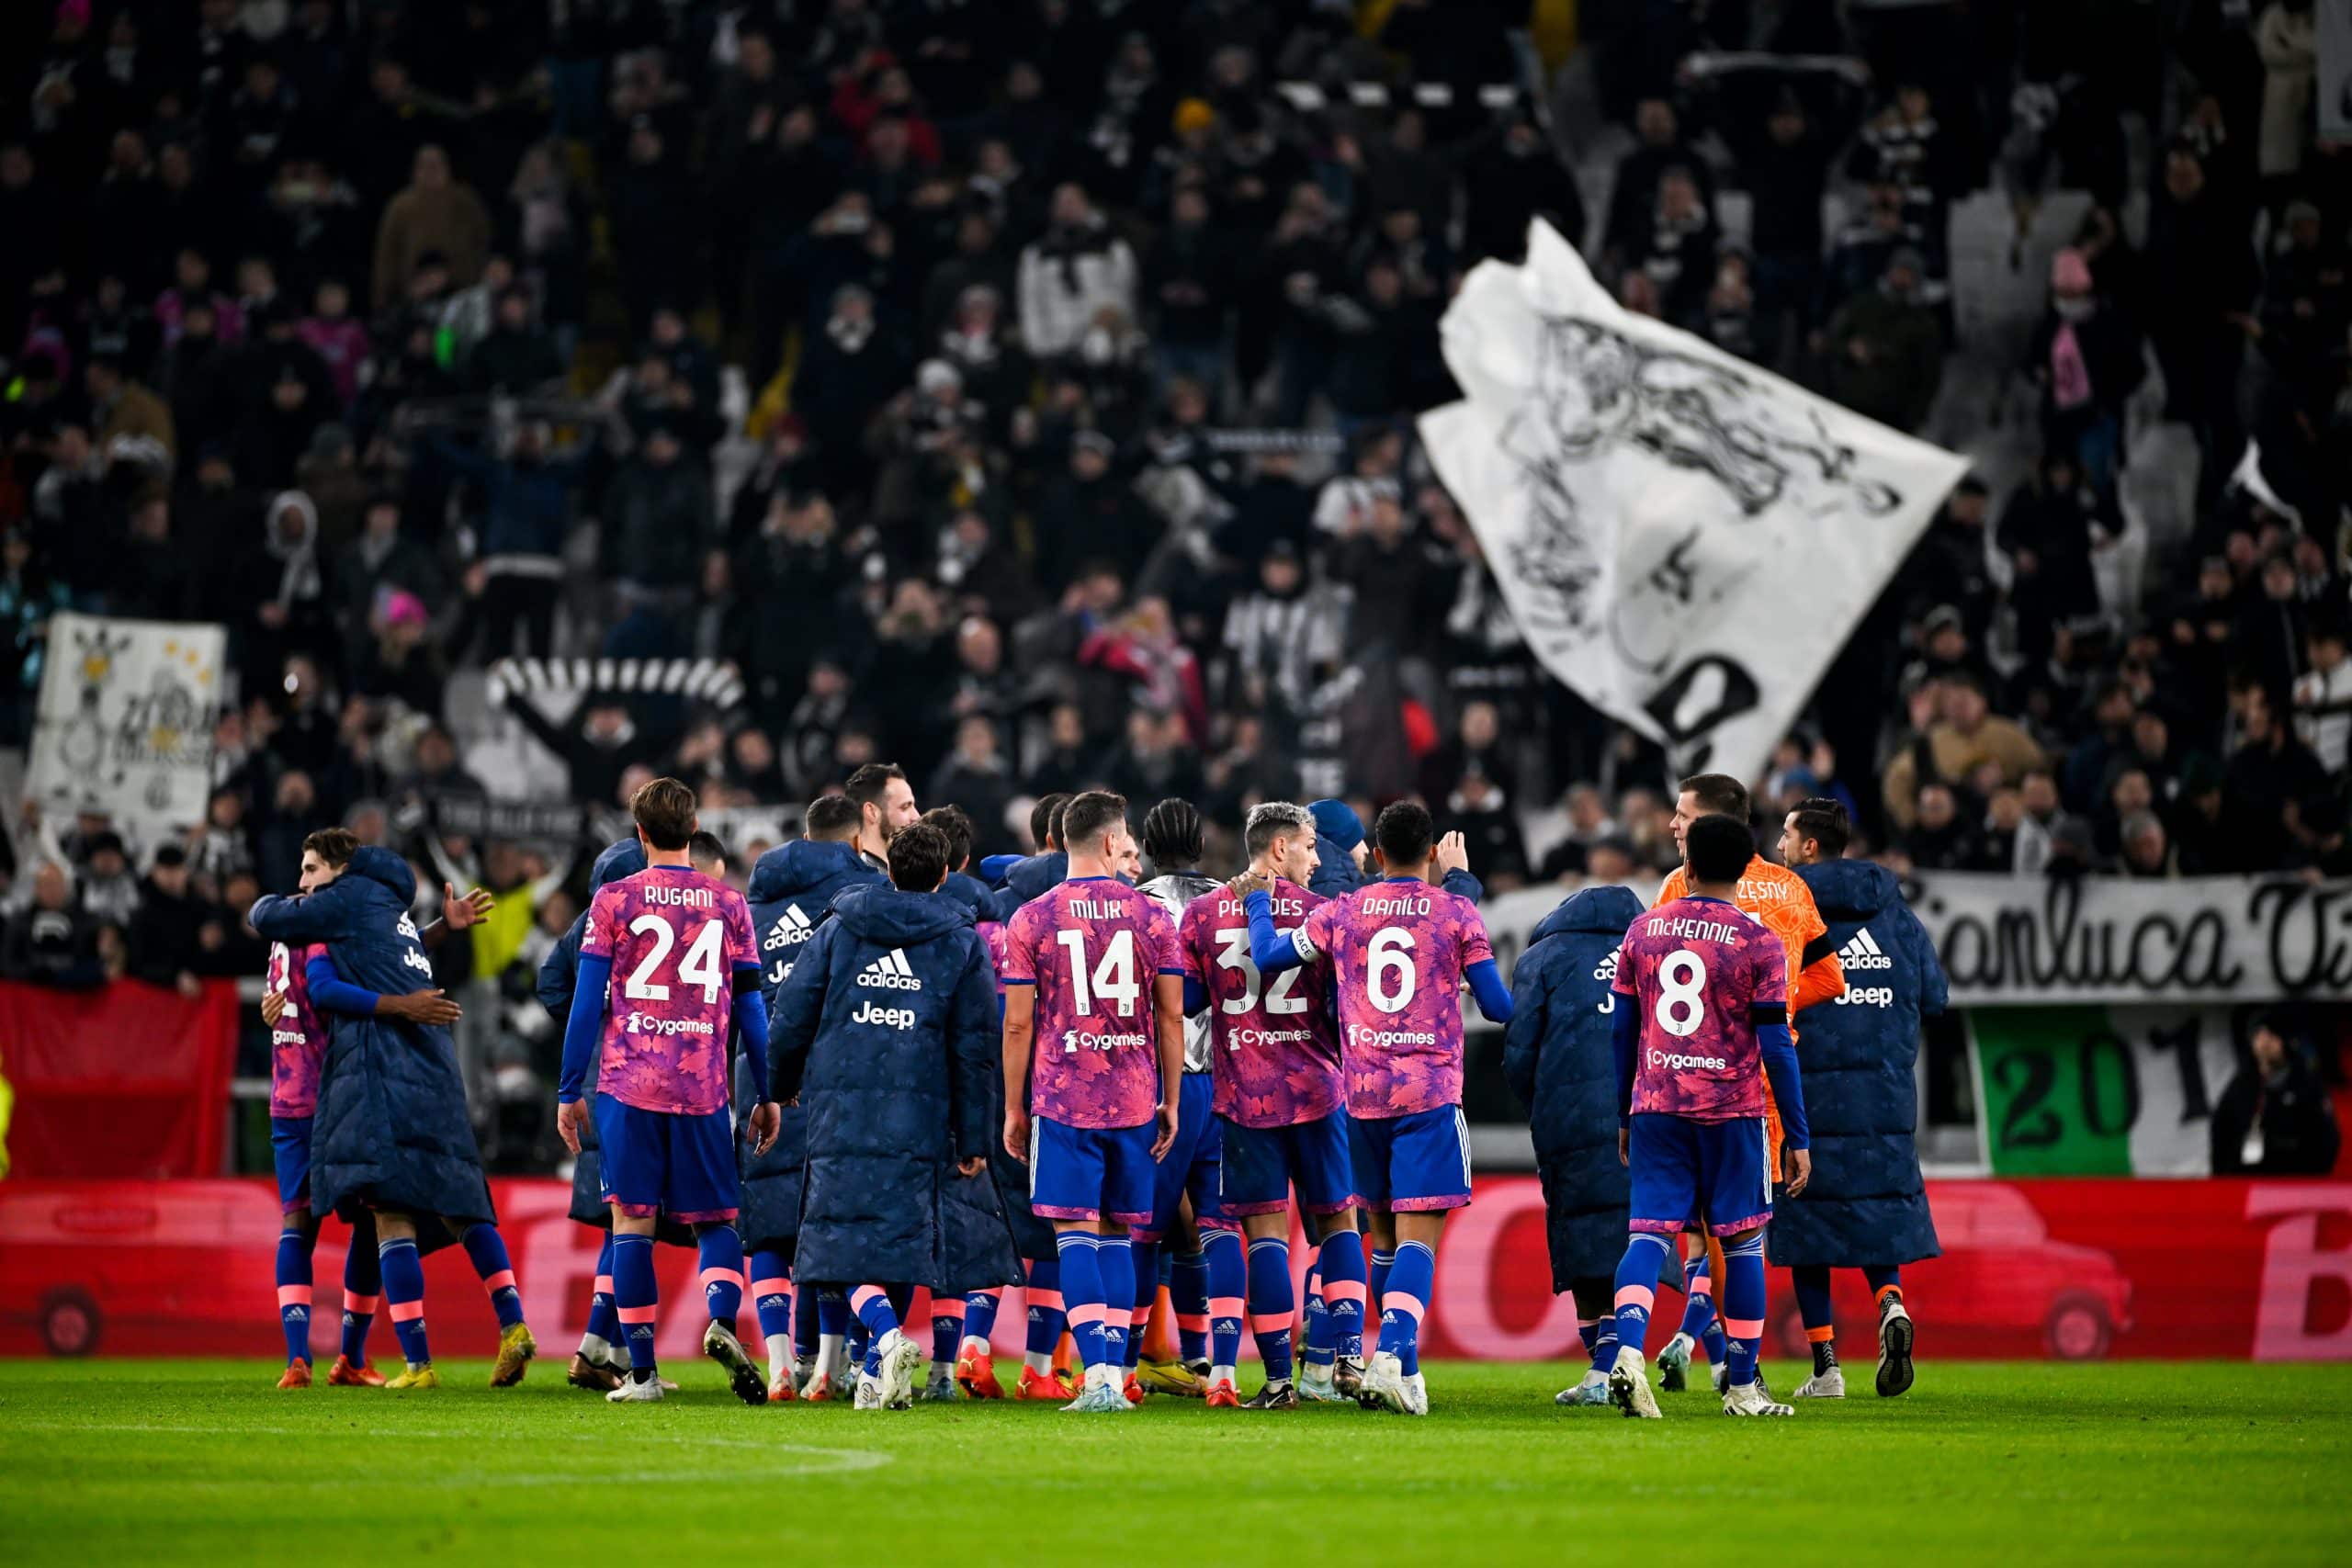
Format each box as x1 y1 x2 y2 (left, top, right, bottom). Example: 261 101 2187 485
1645 915 1742 945
643 883 715 908
1063 1028 1149 1054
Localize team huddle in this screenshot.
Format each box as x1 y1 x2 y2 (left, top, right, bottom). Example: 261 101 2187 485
254 761 1945 1419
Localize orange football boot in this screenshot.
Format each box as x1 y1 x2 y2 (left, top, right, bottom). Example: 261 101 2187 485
955 1344 1004 1399
325 1355 385 1387
1204 1378 1240 1408
1123 1373 1146 1405
1014 1365 1076 1402
276 1360 312 1389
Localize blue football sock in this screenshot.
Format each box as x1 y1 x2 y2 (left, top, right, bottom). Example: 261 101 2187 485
1370 1247 1395 1315
1095 1235 1133 1371
1170 1247 1209 1363
696 1226 745 1331
963 1288 1003 1347
1055 1233 1107 1371
1792 1265 1836 1333
1678 1252 1714 1343
931 1297 963 1366
1319 1229 1368 1362
340 1230 379 1365
750 1251 793 1359
1723 1234 1767 1388
378 1235 431 1367
276 1225 314 1364
1377 1240 1434 1378
1023 1255 1067 1365
1125 1237 1158 1370
1611 1233 1672 1362
611 1233 659 1372
1864 1264 1904 1301
459 1224 525 1330
1246 1236 1295 1382
1300 1258 1332 1369
587 1233 621 1353
851 1285 900 1376
1200 1227 1244 1372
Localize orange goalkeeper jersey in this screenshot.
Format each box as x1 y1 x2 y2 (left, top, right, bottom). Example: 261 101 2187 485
1653 855 1846 1026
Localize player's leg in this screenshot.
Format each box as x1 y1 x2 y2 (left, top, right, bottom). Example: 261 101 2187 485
847 1283 922 1409
1028 1111 1116 1407
801 1288 850 1401
275 1205 317 1386
750 1250 797 1400
672 1108 759 1404
1141 1104 1221 1396
329 1215 385 1385
923 1286 964 1401
1096 1220 1136 1402
1555 1273 1616 1404
1138 1196 1205 1393
1605 1114 1699 1419
1200 1220 1245 1407
1093 1119 1160 1407
1710 1118 1790 1416
956 1284 1005 1397
1717 1228 1788 1415
570 1231 625 1390
1052 1224 1113 1408
1657 1239 1716 1393
1300 1111 1369 1396
597 1093 670 1402
447 1217 536 1388
375 1211 438 1389
1014 1255 1072 1399
1240 1214 1298 1407
1867 1264 1915 1396
1790 1264 1843 1397
695 1221 763 1406
1362 1107 1471 1416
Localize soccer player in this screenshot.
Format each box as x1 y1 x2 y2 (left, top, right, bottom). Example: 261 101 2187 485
1647 773 1844 1394
1181 801 1367 1409
1605 813 1813 1419
556 778 780 1404
1499 881 1649 1405
742 795 884 1401
1777 798 1943 1398
767 821 1005 1410
1129 799 1243 1404
999 791 1186 1414
1240 802 1510 1416
844 761 920 871
983 793 1072 922
250 834 527 1393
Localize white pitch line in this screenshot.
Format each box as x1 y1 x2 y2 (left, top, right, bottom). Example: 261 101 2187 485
0 1420 892 1474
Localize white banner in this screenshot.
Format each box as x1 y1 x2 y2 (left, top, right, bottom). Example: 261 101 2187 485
1420 220 1969 781
2323 2 2352 141
1478 872 2352 1006
26 614 225 839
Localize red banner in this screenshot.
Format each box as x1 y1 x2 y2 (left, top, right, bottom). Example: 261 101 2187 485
2 1176 2346 1361
0 979 236 1179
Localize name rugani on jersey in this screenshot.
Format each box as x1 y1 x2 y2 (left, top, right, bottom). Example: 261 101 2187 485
855 949 923 990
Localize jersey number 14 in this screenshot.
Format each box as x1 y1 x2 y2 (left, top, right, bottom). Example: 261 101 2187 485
1055 929 1139 1016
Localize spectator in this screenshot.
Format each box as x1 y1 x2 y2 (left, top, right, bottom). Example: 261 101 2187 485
127 844 215 995
2290 616 2351 775
2024 248 2145 494
1819 248 1942 433
370 145 491 311
2223 684 2332 870
3 863 101 987
2210 1016 2340 1175
1017 184 1137 363
1883 673 2050 829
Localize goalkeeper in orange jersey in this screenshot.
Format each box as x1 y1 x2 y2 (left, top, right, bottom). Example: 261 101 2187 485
1646 773 1846 1393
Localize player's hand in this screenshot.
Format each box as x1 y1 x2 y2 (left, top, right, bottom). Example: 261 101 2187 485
1783 1147 1812 1197
748 1101 780 1156
1150 1102 1179 1162
1618 1127 1629 1167
557 1099 588 1155
444 884 496 931
957 1155 988 1179
1435 831 1469 877
260 988 288 1025
1003 1106 1030 1162
384 988 462 1026
1225 870 1270 900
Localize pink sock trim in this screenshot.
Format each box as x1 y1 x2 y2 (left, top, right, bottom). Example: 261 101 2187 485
1385 1292 1426 1323
389 1299 425 1323
974 1287 1003 1302
594 1274 615 1294
616 1304 657 1325
1724 1317 1765 1338
1207 1295 1244 1317
1249 1314 1293 1334
277 1285 313 1308
1026 1289 1064 1311
345 1292 381 1314
750 1278 791 1297
481 1269 515 1293
1615 1284 1656 1311
698 1268 743 1291
1065 1303 1107 1327
1176 1314 1208 1332
1129 1304 1152 1326
849 1285 887 1312
1322 1279 1368 1305
1687 1275 1712 1296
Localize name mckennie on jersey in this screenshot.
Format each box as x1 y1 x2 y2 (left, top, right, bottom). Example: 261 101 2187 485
856 949 923 990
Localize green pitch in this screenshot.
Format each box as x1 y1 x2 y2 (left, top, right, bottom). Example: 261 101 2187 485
2 1359 2346 1564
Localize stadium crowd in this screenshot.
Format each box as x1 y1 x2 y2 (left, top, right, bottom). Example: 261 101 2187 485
0 0 2345 1043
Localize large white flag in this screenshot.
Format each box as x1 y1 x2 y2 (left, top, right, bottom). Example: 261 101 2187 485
1420 221 1969 779
26 613 225 839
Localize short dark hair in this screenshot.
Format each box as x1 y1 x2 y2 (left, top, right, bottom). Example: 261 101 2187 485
1059 791 1128 855
1787 796 1850 859
919 805 974 870
1685 813 1754 885
1677 773 1750 822
1142 798 1203 869
844 761 905 815
888 821 950 892
1244 801 1315 862
1030 793 1072 852
687 830 729 873
301 828 358 868
805 795 859 840
630 775 698 851
1374 799 1434 868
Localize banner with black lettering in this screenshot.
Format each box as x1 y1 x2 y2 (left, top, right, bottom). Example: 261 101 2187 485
25 613 226 840
1419 220 1969 780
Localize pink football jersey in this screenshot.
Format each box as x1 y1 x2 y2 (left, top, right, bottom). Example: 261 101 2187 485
1001 876 1182 1130
582 864 758 1115
266 941 329 1118
1298 878 1494 1118
1612 895 1789 1121
1179 879 1342 1129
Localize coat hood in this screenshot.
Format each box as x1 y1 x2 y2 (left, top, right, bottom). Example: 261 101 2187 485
749 838 875 903
1003 851 1067 902
345 844 417 904
1797 859 1900 923
831 884 975 945
941 870 993 919
1532 884 1645 943
590 837 645 891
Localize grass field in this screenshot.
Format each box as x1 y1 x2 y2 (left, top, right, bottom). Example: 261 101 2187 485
2 1359 2346 1563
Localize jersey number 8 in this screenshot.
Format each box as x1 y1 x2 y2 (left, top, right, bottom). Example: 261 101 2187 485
624 915 727 1005
1654 948 1708 1038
